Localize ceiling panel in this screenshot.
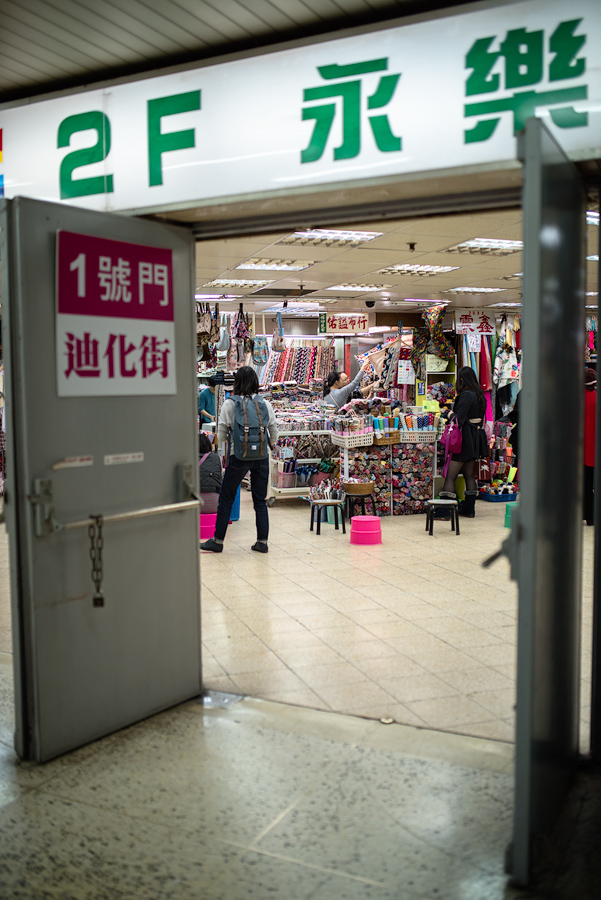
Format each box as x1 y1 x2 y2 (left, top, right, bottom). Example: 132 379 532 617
0 0 426 104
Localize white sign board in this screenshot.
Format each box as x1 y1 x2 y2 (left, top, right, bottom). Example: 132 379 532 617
397 360 416 384
56 231 176 396
0 0 599 213
455 308 497 335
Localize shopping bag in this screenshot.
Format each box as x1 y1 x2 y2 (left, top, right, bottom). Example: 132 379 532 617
440 417 462 455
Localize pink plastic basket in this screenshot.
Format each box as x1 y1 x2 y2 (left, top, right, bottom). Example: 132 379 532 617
199 513 217 539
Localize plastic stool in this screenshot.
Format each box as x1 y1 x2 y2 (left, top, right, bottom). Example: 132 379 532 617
199 513 217 539
350 515 382 545
425 500 460 536
310 500 346 536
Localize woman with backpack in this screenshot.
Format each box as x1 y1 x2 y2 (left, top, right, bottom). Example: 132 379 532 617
200 366 279 554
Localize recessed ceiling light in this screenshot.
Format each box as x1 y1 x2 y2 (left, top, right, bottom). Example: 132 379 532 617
278 229 383 247
445 287 507 294
235 258 315 271
586 292 599 296
487 302 523 307
587 255 599 261
204 279 275 288
377 264 459 275
586 305 598 309
446 238 523 255
587 211 599 225
326 283 391 292
499 273 523 281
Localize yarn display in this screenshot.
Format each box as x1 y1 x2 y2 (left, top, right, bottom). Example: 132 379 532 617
428 381 456 403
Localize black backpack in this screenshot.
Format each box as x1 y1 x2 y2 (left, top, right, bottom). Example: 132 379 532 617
232 396 271 459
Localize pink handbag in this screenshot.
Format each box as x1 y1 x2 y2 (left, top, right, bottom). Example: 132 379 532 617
440 417 462 455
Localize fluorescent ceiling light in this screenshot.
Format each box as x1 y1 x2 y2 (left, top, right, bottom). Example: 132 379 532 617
445 287 507 294
366 326 395 333
305 298 339 303
279 229 383 247
446 238 523 255
236 258 315 271
499 273 523 281
194 293 242 299
587 211 599 225
487 302 523 307
204 279 274 287
586 292 599 296
326 283 391 292
378 264 459 275
587 255 599 261
586 305 598 309
402 298 450 305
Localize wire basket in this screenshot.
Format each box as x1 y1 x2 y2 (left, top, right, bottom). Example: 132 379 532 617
373 431 400 445
331 432 374 449
398 432 437 443
343 481 374 495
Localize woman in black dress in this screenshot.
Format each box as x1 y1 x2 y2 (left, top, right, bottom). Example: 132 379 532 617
439 366 487 518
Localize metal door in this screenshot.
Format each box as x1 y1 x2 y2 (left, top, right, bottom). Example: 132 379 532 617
511 119 586 884
1 197 201 762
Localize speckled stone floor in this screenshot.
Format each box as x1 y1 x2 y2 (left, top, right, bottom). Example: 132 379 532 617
0 512 598 898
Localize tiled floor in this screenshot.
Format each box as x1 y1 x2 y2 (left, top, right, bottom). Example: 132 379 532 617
201 493 593 747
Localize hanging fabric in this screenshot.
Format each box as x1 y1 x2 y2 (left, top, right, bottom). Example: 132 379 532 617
209 302 220 343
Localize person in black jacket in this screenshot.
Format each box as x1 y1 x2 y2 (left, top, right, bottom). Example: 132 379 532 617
198 432 222 514
439 366 487 518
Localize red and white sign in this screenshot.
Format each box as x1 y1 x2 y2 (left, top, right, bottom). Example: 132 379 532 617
319 313 369 334
56 231 176 396
454 309 495 336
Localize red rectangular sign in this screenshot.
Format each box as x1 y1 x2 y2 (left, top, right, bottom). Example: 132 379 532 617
57 231 174 321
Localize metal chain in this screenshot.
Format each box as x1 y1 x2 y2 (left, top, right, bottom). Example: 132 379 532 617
88 515 104 601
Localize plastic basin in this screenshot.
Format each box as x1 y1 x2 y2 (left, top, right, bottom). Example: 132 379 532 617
350 530 382 545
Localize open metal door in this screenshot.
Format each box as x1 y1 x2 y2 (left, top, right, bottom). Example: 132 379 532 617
511 119 586 884
1 197 201 762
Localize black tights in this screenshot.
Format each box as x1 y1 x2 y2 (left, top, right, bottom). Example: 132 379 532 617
443 459 477 494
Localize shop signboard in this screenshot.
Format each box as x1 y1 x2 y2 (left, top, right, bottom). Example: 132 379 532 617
56 231 176 396
318 313 369 334
454 308 497 335
0 0 599 214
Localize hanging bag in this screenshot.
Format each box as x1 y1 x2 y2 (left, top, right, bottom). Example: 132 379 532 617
217 313 230 351
209 303 220 343
440 416 462 455
244 311 254 354
253 313 270 366
197 302 211 334
272 311 285 353
234 305 251 340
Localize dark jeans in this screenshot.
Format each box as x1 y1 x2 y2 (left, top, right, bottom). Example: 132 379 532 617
214 456 270 542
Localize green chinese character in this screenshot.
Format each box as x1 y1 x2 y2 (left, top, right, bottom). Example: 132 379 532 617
465 37 500 96
464 19 588 143
301 58 402 163
500 27 544 89
549 19 586 81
